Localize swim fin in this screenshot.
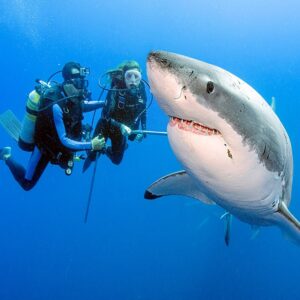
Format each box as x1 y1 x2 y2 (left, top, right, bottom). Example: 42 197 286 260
82 156 94 173
82 150 98 172
82 146 108 172
0 110 22 142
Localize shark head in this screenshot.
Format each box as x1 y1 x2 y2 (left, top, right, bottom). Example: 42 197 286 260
147 51 287 170
147 50 293 221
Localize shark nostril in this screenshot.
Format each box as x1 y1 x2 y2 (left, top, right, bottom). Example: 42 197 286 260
161 58 168 65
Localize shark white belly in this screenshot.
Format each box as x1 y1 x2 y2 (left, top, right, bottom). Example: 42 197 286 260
145 50 299 244
168 117 281 224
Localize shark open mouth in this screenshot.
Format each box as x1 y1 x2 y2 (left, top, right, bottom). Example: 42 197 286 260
169 117 221 136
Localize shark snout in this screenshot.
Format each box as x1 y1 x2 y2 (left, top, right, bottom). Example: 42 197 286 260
147 51 175 71
147 51 164 63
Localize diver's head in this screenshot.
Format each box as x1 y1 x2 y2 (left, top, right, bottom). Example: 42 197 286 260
62 61 89 90
122 61 142 90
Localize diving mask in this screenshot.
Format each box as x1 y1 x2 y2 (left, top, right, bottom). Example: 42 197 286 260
65 66 89 90
69 67 90 77
124 69 142 89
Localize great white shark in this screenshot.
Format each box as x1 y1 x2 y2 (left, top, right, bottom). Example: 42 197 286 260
145 50 300 244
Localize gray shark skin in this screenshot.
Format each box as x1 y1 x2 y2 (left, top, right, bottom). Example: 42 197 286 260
145 50 299 244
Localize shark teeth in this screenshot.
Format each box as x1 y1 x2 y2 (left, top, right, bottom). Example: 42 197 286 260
170 117 221 136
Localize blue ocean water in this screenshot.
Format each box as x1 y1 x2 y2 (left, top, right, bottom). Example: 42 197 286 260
0 1 299 299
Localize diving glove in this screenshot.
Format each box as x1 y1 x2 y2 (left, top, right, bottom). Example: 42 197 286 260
120 124 132 137
0 146 11 161
91 135 106 151
135 133 144 142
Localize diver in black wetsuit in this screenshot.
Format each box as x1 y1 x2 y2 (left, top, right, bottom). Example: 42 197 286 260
0 62 106 191
83 60 147 172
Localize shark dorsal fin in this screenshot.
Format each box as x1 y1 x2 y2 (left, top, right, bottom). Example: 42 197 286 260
271 96 276 111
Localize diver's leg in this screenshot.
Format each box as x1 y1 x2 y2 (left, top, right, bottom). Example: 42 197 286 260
106 129 127 165
5 147 49 191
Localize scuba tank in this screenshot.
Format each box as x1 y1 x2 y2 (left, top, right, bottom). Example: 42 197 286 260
18 80 50 151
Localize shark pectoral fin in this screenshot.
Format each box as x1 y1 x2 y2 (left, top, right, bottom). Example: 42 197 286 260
274 201 300 245
144 170 215 205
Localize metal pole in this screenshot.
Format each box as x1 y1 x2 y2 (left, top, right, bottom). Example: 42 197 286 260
131 130 167 136
84 152 99 223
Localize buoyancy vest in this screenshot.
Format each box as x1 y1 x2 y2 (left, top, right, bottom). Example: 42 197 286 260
34 85 83 164
108 82 147 128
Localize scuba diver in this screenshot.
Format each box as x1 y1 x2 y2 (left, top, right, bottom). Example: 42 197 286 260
83 60 147 172
0 62 106 191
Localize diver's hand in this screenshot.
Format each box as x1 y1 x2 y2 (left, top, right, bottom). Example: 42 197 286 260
120 124 132 137
91 135 106 151
135 133 144 142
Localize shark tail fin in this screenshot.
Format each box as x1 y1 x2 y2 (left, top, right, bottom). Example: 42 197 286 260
274 201 300 245
0 110 22 142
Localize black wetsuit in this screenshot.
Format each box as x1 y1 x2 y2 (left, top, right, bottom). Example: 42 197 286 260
6 85 101 191
92 82 147 164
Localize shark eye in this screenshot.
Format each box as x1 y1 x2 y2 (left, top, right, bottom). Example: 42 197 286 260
207 81 214 94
